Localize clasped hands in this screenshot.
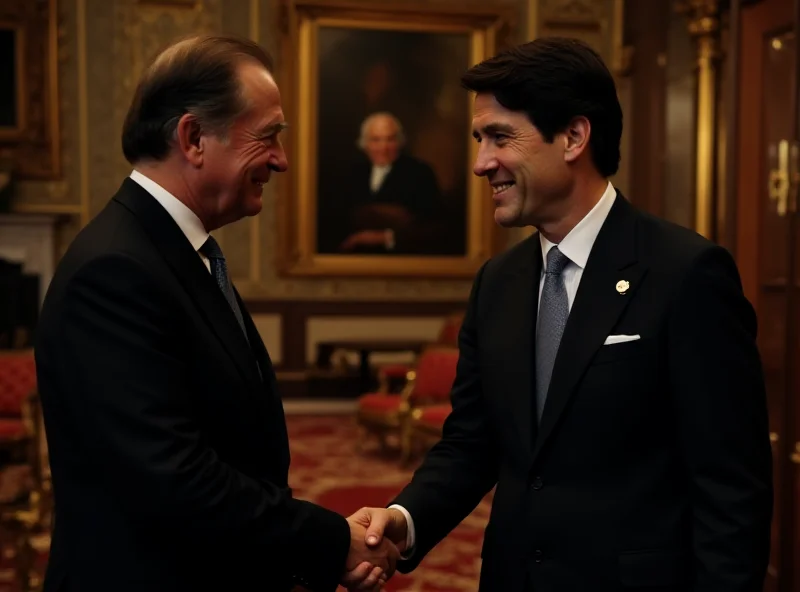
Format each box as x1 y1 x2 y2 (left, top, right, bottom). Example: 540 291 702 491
340 507 408 591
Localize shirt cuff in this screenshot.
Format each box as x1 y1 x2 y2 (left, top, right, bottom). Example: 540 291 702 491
388 504 415 559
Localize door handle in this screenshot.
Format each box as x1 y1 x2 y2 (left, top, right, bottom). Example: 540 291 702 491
769 140 790 216
791 442 800 465
769 140 800 216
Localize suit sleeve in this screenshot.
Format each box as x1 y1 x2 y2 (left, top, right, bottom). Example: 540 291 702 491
667 245 773 591
391 261 499 571
60 253 349 592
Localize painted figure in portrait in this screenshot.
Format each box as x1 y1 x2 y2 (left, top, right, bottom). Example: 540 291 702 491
314 27 470 257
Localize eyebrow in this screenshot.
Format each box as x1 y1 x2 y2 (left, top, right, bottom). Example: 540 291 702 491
260 122 289 136
472 122 515 139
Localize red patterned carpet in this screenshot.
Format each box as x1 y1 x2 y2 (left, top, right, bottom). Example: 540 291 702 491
0 414 489 591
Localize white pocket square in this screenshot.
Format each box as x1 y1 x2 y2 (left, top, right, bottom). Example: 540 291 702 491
603 334 641 345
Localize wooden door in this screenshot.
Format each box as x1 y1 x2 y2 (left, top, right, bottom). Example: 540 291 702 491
735 0 798 590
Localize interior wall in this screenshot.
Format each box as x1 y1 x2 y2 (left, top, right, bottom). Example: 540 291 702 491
4 0 629 375
11 0 525 304
11 0 628 300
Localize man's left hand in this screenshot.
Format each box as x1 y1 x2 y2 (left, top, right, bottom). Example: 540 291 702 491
339 230 389 251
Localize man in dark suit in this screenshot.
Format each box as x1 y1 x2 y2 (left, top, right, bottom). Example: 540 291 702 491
34 35 396 592
320 112 442 254
353 37 774 591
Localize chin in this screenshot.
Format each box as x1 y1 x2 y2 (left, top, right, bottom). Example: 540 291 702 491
494 206 523 228
244 202 263 217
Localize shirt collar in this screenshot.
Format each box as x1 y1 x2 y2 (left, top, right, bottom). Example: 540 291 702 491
129 170 209 252
539 181 617 271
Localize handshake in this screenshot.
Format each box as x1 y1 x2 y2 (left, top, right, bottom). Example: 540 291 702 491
339 506 409 591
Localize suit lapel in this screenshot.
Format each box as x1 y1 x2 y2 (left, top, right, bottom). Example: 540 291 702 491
113 179 262 387
499 235 542 455
531 194 648 466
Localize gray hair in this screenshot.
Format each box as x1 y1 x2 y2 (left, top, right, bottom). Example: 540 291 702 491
356 112 406 150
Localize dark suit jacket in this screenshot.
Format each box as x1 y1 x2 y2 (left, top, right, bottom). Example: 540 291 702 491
318 153 441 254
392 191 773 591
35 179 350 592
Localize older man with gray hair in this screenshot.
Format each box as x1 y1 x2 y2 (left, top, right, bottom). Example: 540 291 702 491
324 111 442 254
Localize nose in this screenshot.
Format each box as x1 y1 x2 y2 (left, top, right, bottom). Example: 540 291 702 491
270 142 289 173
473 142 498 177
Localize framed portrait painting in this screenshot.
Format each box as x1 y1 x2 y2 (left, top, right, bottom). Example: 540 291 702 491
0 0 60 179
0 24 23 135
277 0 511 277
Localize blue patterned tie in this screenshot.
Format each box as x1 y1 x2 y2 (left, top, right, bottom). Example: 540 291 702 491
200 236 248 340
535 246 570 423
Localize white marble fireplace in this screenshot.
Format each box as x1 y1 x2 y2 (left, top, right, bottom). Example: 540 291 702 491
0 213 60 309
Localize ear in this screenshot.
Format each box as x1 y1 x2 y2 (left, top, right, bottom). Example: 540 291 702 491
175 113 204 167
562 116 590 164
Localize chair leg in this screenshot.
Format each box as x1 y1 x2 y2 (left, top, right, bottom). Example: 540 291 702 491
400 423 414 466
378 432 388 454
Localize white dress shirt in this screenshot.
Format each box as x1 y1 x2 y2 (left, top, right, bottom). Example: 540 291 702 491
128 170 211 272
392 181 617 555
537 181 617 314
370 164 391 193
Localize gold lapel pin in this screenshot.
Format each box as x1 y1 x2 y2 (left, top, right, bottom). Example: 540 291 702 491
616 280 630 294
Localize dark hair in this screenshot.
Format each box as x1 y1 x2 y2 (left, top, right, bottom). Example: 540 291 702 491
121 35 274 164
461 37 622 177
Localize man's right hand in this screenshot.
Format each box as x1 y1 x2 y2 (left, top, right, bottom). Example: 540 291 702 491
350 507 409 552
340 518 400 590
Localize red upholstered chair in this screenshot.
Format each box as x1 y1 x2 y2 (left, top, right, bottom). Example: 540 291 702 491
0 350 37 455
356 346 459 462
0 350 51 591
410 402 452 451
375 311 465 392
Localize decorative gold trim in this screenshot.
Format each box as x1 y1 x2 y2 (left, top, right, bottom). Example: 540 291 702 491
694 34 718 239
0 0 61 179
77 0 90 226
526 0 538 40
249 0 262 281
676 0 721 240
277 0 511 278
11 202 80 215
611 0 633 77
136 0 199 7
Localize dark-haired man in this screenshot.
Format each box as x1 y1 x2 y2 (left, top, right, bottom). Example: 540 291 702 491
35 35 396 592
355 37 773 592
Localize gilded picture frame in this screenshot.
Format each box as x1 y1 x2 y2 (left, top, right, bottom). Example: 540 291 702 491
276 0 512 278
0 0 60 179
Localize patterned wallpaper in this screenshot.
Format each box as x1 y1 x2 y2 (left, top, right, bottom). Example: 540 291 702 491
11 0 626 301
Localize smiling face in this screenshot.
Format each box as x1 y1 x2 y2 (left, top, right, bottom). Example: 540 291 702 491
471 92 574 228
196 61 288 228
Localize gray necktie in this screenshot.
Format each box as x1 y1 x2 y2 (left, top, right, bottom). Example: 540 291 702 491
200 236 248 340
535 246 570 423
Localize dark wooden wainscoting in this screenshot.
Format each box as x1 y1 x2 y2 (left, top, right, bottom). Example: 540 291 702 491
245 299 467 398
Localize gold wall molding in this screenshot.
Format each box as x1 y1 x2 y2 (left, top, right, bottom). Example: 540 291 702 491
249 0 261 283
12 202 81 215
517 0 629 244
77 0 89 226
676 0 722 240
